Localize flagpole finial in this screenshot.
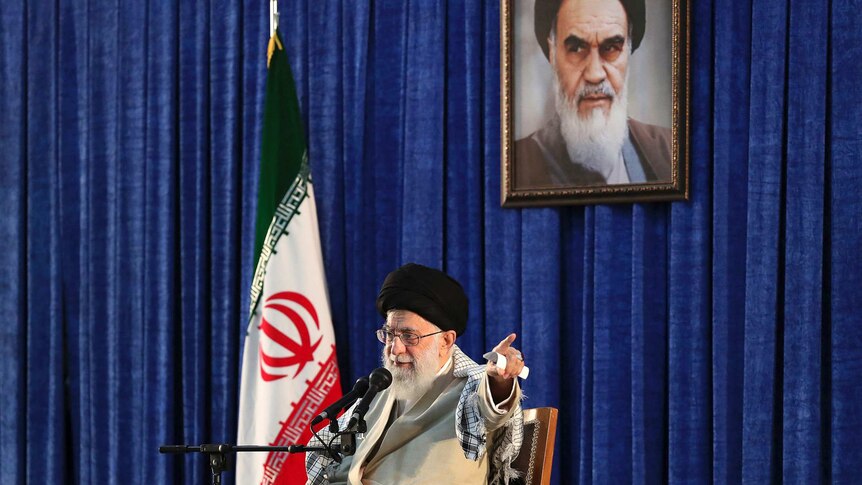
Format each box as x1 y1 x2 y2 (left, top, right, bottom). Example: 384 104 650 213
267 25 283 68
267 0 281 66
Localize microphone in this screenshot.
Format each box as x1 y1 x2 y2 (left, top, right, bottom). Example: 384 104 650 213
346 368 392 430
310 376 370 427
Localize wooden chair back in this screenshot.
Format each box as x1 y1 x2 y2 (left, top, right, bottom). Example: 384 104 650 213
508 407 558 485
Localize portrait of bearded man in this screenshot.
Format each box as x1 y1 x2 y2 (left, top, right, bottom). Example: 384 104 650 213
513 0 673 188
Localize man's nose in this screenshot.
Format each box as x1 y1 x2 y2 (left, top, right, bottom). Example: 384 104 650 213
583 49 606 84
390 336 407 354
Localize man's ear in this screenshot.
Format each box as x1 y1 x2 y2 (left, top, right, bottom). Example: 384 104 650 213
440 330 456 352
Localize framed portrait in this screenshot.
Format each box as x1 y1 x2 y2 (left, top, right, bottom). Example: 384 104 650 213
501 0 689 207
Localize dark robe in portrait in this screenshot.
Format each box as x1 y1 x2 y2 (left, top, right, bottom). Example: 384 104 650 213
513 115 672 189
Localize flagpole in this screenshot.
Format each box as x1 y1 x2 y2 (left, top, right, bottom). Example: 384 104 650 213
269 0 279 36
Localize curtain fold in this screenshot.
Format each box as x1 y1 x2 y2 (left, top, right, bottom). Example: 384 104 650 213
141 3 180 484
782 0 829 482
667 0 713 480
592 206 634 484
25 0 67 483
711 0 750 480
400 0 446 267
577 210 595 484
630 204 668 485
2 0 861 484
829 0 862 482
0 1 26 483
743 0 788 482
444 0 486 360
178 2 211 484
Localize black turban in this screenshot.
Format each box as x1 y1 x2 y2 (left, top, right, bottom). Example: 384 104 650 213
534 0 646 59
376 263 469 336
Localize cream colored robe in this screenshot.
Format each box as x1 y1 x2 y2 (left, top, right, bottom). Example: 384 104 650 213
307 348 522 485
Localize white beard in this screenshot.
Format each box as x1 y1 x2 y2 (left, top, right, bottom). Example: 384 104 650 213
551 62 630 183
382 336 442 402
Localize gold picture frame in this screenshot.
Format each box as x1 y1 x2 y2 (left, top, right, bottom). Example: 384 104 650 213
501 0 690 207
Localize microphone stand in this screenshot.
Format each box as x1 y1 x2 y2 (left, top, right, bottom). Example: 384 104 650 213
163 368 387 483
159 443 344 485
333 417 366 460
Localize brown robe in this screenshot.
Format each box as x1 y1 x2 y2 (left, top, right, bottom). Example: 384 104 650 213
513 116 672 189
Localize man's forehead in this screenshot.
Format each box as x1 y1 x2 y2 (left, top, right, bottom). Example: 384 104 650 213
556 0 628 36
385 310 431 330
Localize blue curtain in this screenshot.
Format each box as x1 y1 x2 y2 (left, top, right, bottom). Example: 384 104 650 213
1 0 860 484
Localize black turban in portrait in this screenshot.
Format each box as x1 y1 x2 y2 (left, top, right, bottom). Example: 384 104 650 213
534 0 646 58
376 263 469 336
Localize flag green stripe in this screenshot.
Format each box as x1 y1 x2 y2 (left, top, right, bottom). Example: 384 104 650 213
253 31 307 273
249 31 308 317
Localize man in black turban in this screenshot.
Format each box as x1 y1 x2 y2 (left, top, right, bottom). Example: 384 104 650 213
305 263 527 485
514 0 672 188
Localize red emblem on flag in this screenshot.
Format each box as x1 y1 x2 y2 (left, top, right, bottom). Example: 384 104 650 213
258 291 323 381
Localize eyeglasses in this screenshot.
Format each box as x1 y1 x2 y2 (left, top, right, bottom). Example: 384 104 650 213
376 328 445 347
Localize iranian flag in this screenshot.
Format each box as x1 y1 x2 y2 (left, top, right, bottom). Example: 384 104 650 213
236 30 342 485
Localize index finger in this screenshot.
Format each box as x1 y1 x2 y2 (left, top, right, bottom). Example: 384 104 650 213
497 333 517 350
